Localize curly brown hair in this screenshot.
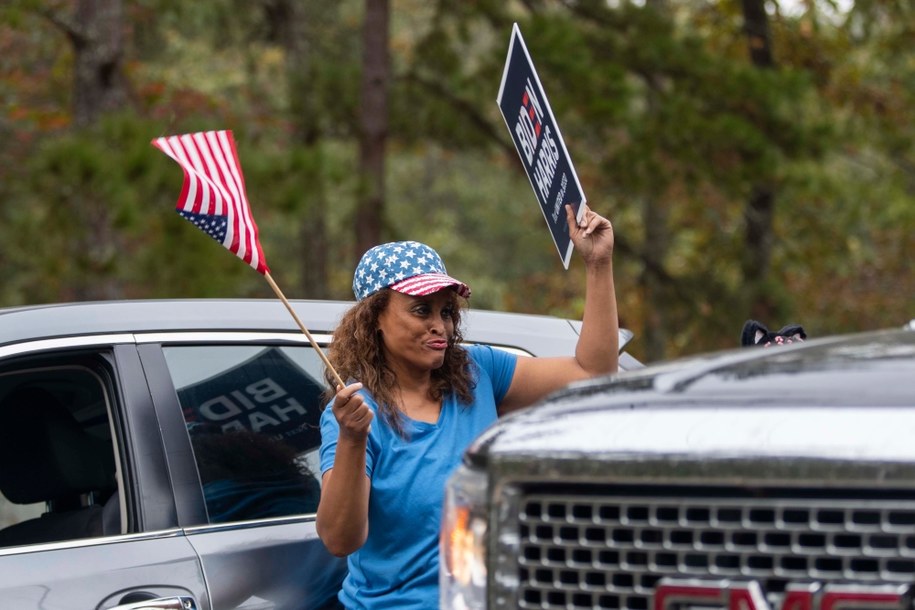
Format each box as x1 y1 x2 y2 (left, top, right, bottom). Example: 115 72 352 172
322 289 476 437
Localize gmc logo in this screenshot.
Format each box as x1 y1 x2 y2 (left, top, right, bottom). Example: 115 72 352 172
654 579 912 610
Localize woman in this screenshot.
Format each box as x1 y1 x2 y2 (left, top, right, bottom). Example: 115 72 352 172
317 204 618 609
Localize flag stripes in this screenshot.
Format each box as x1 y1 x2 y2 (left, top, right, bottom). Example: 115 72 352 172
152 130 269 274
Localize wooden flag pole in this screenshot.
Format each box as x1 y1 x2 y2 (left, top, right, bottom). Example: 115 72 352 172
264 272 346 389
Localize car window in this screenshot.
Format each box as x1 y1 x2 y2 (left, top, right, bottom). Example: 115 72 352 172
162 345 327 524
0 362 122 548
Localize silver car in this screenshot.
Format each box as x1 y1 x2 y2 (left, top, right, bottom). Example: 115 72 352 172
0 299 638 610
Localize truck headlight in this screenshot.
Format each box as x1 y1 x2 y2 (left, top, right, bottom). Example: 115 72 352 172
440 464 488 610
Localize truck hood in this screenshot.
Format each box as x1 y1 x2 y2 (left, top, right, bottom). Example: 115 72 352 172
467 328 915 468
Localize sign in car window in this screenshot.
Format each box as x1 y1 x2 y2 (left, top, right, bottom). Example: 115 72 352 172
164 345 327 522
497 22 586 269
167 346 325 453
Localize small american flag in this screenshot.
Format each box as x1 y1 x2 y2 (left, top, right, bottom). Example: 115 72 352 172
152 130 269 274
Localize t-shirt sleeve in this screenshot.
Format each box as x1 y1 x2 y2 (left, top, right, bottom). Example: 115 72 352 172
318 402 340 476
319 397 376 477
467 344 518 405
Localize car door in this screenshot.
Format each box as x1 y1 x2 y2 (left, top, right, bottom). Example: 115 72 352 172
137 333 348 610
0 340 210 610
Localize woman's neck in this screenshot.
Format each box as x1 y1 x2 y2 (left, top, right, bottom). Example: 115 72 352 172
396 384 441 424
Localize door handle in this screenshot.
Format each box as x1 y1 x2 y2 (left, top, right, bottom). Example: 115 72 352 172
110 596 197 610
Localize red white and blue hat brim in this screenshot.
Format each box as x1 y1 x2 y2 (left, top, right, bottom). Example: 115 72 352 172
390 273 471 299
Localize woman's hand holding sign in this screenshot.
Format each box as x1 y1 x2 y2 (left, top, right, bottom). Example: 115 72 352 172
567 203 614 268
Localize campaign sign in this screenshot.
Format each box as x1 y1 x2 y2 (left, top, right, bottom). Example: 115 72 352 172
497 23 586 269
178 347 325 453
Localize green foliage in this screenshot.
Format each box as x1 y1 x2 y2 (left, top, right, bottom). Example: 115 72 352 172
1 0 912 362
0 113 263 303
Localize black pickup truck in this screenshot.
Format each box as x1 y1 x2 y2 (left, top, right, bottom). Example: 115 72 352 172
441 326 915 610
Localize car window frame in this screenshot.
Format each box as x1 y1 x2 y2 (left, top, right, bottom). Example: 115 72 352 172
135 331 336 530
0 344 150 553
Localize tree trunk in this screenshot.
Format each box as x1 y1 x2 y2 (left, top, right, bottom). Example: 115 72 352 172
640 192 669 361
355 0 389 258
741 0 775 69
268 0 331 298
41 0 128 300
740 0 777 321
639 0 670 361
72 0 128 127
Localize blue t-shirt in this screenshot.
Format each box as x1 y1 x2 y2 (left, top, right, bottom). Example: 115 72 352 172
319 344 517 610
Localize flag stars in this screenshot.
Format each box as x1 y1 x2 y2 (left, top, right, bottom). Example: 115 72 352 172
179 211 227 242
352 240 458 300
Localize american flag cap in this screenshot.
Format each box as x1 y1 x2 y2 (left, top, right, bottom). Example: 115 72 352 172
353 241 471 301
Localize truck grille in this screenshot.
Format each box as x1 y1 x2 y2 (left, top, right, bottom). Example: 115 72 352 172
499 486 915 610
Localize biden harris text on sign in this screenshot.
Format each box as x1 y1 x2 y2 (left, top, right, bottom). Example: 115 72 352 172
497 23 586 269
